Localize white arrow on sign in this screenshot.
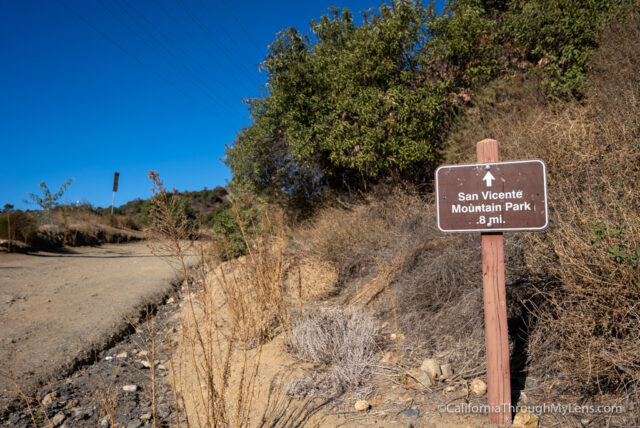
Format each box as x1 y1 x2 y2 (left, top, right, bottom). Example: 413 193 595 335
483 171 495 187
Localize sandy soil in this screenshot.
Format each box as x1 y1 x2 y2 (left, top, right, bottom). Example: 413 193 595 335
170 259 488 428
0 242 195 414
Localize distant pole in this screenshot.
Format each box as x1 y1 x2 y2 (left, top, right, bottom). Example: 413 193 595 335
477 139 512 425
111 172 120 215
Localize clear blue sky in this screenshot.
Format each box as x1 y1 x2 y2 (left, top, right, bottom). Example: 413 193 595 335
1 0 444 210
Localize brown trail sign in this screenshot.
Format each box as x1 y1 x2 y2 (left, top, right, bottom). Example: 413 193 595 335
111 172 120 215
112 172 120 192
436 160 547 232
435 139 548 426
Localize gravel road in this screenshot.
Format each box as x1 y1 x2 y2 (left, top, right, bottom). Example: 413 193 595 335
0 242 195 414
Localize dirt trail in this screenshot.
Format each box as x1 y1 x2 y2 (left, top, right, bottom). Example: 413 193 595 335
0 242 195 414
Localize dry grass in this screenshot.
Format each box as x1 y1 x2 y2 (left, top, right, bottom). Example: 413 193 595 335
146 172 301 427
442 6 640 400
292 188 506 379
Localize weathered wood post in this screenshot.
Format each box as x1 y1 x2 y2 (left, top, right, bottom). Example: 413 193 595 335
477 138 511 425
435 138 548 426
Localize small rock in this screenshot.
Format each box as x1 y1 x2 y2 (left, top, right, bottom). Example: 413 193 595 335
420 359 442 379
157 363 168 371
440 363 453 379
116 352 128 359
100 415 110 427
42 391 58 406
406 369 433 388
402 408 420 421
138 360 152 369
354 400 370 411
104 356 113 361
138 350 149 357
379 351 399 365
122 384 138 392
389 333 405 341
52 412 66 426
167 297 175 304
470 379 487 395
127 421 142 428
512 408 539 428
65 399 79 409
140 412 152 421
72 407 91 420
444 385 456 392
381 321 389 329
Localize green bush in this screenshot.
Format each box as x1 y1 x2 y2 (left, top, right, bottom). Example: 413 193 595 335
226 0 627 204
226 1 446 196
207 196 266 261
505 0 625 98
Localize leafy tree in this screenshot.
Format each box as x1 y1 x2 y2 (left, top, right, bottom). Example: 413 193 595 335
504 0 624 98
226 0 627 203
227 1 446 196
423 0 510 89
24 178 74 218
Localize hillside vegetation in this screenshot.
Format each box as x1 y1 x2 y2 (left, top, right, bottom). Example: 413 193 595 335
6 1 638 425
226 0 630 206
201 0 640 424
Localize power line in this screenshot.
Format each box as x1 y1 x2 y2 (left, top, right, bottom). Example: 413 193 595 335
95 0 241 114
117 0 240 98
218 0 265 53
54 0 213 112
108 0 222 103
110 0 245 112
197 0 260 68
148 0 259 93
174 0 263 88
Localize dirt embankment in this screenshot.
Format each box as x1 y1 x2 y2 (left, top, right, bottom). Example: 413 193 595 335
0 242 196 415
0 223 145 253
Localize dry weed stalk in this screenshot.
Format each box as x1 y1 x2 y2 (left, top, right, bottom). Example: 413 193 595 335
129 310 161 428
96 367 118 427
146 173 295 427
2 372 47 428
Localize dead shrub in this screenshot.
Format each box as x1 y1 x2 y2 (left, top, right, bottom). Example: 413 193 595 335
146 172 259 427
285 307 379 397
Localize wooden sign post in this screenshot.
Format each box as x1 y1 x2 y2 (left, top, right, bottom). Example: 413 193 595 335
477 139 511 425
435 139 548 425
111 172 120 215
